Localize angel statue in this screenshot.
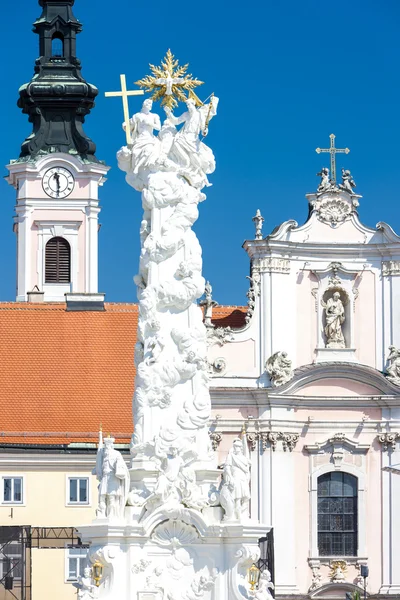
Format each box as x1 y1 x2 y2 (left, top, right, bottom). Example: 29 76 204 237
317 167 331 193
266 351 293 387
339 168 356 195
386 345 400 386
73 567 97 600
322 291 346 349
220 434 251 522
164 95 219 189
145 442 206 511
250 569 274 600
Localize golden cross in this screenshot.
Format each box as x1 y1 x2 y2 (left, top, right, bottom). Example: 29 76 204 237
105 74 144 145
315 134 350 184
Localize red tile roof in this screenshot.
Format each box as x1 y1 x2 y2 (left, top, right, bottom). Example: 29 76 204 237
0 302 245 446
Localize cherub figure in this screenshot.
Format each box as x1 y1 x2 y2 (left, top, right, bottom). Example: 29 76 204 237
251 569 274 600
317 167 331 193
74 567 97 600
339 168 356 195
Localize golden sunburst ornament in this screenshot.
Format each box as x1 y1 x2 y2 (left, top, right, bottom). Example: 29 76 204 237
135 49 204 110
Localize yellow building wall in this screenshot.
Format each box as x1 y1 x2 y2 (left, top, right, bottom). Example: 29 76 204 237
0 457 102 600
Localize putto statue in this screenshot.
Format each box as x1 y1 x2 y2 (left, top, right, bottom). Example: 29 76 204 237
250 569 274 600
75 567 97 600
339 168 356 195
220 434 251 522
322 291 346 348
266 351 293 387
386 345 400 386
93 434 130 520
317 167 332 193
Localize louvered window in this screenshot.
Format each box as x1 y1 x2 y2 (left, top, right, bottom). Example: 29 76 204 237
45 237 71 283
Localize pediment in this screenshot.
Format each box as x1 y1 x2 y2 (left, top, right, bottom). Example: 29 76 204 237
273 362 399 396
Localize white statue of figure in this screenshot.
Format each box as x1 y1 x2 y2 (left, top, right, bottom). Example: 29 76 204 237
119 99 162 190
250 569 274 600
184 571 216 599
386 345 400 385
164 96 219 189
339 168 356 195
75 567 97 600
266 351 293 387
145 442 204 511
93 435 130 520
220 435 251 522
317 167 331 193
322 291 346 348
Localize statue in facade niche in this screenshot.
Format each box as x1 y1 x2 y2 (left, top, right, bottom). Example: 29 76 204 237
266 351 293 387
93 435 130 520
220 436 251 522
386 345 400 386
339 168 356 195
322 291 346 349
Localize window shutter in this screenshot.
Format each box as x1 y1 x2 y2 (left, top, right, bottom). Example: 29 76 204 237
45 237 71 283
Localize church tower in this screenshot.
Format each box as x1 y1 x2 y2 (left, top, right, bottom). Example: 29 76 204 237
6 0 109 302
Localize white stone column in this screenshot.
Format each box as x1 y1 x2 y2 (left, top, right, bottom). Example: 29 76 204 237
85 202 100 293
380 412 400 593
15 204 33 302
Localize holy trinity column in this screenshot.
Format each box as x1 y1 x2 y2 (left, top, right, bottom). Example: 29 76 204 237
78 51 269 600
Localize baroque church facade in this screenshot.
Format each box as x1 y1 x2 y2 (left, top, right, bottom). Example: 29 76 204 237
1 1 400 599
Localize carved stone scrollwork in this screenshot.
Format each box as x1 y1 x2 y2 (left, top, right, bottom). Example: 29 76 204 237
208 431 222 451
377 432 400 451
382 261 400 277
206 326 234 347
151 519 199 547
247 434 257 452
245 271 261 325
246 431 299 452
279 433 299 452
308 559 322 592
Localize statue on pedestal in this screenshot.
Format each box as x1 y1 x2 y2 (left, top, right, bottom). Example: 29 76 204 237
339 168 356 195
322 291 346 348
93 435 130 520
220 435 251 522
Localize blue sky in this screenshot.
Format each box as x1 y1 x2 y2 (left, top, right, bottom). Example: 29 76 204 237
0 0 399 305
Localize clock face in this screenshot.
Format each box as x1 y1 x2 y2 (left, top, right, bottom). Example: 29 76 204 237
42 167 75 199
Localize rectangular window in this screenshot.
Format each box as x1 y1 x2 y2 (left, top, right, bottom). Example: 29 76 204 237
66 548 87 582
2 478 23 504
68 478 89 504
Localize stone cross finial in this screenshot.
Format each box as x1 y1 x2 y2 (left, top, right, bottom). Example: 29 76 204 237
252 209 264 240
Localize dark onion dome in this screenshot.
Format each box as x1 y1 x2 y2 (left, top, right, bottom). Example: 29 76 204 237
18 0 98 162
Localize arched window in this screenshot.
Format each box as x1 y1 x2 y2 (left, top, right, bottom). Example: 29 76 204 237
45 237 70 283
318 472 357 556
51 33 64 58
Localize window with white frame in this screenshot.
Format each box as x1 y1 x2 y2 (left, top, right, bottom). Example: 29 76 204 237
66 547 87 582
2 477 23 504
68 477 89 504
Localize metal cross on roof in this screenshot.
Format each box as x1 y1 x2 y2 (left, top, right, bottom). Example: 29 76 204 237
315 134 350 184
105 75 144 145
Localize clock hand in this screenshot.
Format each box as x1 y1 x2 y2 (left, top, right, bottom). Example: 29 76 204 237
54 173 60 196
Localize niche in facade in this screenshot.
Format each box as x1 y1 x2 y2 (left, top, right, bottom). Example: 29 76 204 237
321 287 350 349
